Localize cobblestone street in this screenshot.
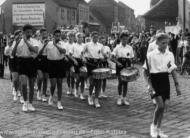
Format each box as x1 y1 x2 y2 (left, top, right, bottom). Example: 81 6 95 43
0 66 190 138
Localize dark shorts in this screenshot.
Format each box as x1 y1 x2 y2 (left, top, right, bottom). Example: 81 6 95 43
99 59 109 68
17 57 37 78
151 72 170 101
116 58 131 75
36 55 49 73
48 59 66 78
64 56 74 71
86 58 100 76
9 57 19 72
74 58 84 74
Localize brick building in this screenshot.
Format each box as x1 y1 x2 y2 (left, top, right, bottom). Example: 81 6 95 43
89 0 136 33
118 1 136 32
0 0 89 33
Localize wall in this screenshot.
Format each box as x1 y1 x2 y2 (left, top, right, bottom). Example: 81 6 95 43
0 0 51 33
0 0 80 33
145 17 177 31
57 6 77 27
178 0 190 30
89 0 115 33
78 4 89 24
118 2 136 32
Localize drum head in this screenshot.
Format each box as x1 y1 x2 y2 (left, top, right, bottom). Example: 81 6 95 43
80 66 87 72
111 69 116 74
120 67 139 76
93 68 110 73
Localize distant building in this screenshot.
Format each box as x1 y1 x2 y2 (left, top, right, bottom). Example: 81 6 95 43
89 0 136 33
178 0 190 30
0 0 89 33
143 0 178 31
118 1 136 32
136 15 146 32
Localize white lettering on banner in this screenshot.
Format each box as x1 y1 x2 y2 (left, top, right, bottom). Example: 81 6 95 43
12 3 45 26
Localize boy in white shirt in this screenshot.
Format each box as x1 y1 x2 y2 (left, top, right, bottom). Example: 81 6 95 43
99 36 111 98
83 31 104 108
15 24 39 112
4 30 23 102
36 28 49 102
46 29 66 110
64 32 76 95
143 33 182 138
70 33 86 100
111 33 134 106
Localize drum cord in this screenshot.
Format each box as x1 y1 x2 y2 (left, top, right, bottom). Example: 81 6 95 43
85 59 107 68
85 61 97 67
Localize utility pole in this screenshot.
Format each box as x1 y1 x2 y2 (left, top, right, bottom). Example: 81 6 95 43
183 0 186 31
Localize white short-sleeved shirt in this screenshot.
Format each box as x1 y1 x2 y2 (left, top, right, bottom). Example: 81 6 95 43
37 39 48 56
102 45 111 58
112 43 134 58
5 40 21 57
46 41 66 60
4 45 12 57
16 38 39 58
83 42 103 59
143 49 177 73
71 43 85 58
64 42 75 56
147 41 158 53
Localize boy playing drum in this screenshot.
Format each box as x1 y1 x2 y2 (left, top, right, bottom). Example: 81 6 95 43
111 33 134 106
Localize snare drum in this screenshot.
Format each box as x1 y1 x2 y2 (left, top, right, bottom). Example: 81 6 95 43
109 69 116 79
92 68 111 79
120 67 140 82
79 66 88 78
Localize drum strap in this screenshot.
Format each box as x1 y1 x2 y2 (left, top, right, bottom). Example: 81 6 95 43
11 39 22 57
38 40 49 56
145 56 150 75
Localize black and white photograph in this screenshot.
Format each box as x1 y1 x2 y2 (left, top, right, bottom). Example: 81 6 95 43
0 0 190 137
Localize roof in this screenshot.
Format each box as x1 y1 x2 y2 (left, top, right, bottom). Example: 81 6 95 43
118 1 134 12
78 0 88 6
143 0 178 19
52 0 78 8
89 11 102 25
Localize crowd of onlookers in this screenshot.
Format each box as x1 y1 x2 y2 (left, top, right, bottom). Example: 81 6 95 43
0 27 190 76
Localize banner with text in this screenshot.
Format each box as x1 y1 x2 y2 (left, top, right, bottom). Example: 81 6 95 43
12 3 45 26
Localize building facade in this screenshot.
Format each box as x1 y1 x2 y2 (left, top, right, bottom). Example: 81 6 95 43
118 1 136 32
0 0 89 33
178 0 190 30
143 0 178 31
136 16 146 33
89 0 136 33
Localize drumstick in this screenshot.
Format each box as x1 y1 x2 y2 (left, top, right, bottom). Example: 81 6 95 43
85 61 97 67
